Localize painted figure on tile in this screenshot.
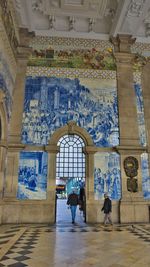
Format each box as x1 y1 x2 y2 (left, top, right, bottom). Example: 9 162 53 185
22 77 119 148
94 152 121 200
17 151 48 200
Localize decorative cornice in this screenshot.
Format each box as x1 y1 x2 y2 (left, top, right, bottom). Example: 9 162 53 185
8 143 25 152
26 66 116 80
114 145 146 154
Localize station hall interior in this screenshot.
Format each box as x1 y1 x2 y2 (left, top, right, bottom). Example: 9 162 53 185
0 0 150 266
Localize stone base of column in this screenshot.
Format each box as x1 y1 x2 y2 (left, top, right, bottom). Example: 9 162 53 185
119 197 150 223
86 201 98 223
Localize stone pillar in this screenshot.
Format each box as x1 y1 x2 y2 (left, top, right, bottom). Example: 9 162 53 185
9 28 34 144
4 28 34 199
142 61 150 192
111 35 148 223
0 91 7 199
84 146 97 223
142 62 150 147
45 144 59 223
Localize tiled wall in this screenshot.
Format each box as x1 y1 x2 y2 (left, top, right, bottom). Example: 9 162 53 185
21 76 119 147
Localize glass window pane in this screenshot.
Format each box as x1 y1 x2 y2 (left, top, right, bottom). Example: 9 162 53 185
56 134 85 180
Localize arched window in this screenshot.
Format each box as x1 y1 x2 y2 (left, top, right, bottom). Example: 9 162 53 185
56 134 85 179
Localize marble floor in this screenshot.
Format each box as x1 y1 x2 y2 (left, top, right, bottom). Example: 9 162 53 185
0 201 149 267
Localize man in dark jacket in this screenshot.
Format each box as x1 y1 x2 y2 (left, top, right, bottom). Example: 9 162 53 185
67 189 79 223
101 193 113 225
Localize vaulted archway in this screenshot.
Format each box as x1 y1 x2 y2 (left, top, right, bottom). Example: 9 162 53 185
45 121 97 223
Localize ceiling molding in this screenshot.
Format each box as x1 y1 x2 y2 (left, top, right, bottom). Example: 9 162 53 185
12 0 150 41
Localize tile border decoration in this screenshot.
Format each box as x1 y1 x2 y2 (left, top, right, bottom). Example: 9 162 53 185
30 36 150 52
26 67 116 80
30 36 113 50
133 71 141 84
132 42 150 54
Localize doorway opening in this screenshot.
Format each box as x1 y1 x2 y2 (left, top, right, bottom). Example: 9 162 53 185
56 134 86 224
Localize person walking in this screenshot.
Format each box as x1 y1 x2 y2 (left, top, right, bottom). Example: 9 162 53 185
67 189 79 224
79 186 86 222
101 193 113 225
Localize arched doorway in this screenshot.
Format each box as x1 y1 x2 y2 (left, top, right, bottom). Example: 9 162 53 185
46 121 97 224
56 134 86 223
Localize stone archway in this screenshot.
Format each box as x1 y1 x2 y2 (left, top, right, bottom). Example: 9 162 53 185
45 121 97 223
49 121 94 146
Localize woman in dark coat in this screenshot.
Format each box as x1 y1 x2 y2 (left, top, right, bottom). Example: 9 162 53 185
101 193 113 225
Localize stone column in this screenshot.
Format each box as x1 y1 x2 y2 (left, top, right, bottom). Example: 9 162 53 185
45 144 59 223
0 91 7 199
9 28 34 144
142 62 150 147
4 28 34 199
84 146 97 223
111 35 147 223
142 61 150 188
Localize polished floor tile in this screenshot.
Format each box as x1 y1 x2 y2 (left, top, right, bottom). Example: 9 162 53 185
0 223 149 267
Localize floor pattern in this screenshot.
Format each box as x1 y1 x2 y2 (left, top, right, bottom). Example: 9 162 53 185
0 224 149 267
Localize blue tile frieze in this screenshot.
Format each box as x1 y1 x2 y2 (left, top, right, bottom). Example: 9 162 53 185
21 76 119 147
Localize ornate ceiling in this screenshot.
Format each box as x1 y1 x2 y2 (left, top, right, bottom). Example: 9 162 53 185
13 0 150 41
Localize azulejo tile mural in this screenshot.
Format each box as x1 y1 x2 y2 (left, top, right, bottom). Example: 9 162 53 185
141 153 150 199
28 47 116 70
17 151 48 200
94 152 121 200
21 76 119 147
134 82 146 146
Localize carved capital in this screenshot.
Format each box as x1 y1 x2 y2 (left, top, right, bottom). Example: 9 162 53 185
17 46 33 61
114 52 135 65
83 146 97 155
19 28 35 47
16 28 35 60
45 144 59 153
110 34 136 53
8 143 25 152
